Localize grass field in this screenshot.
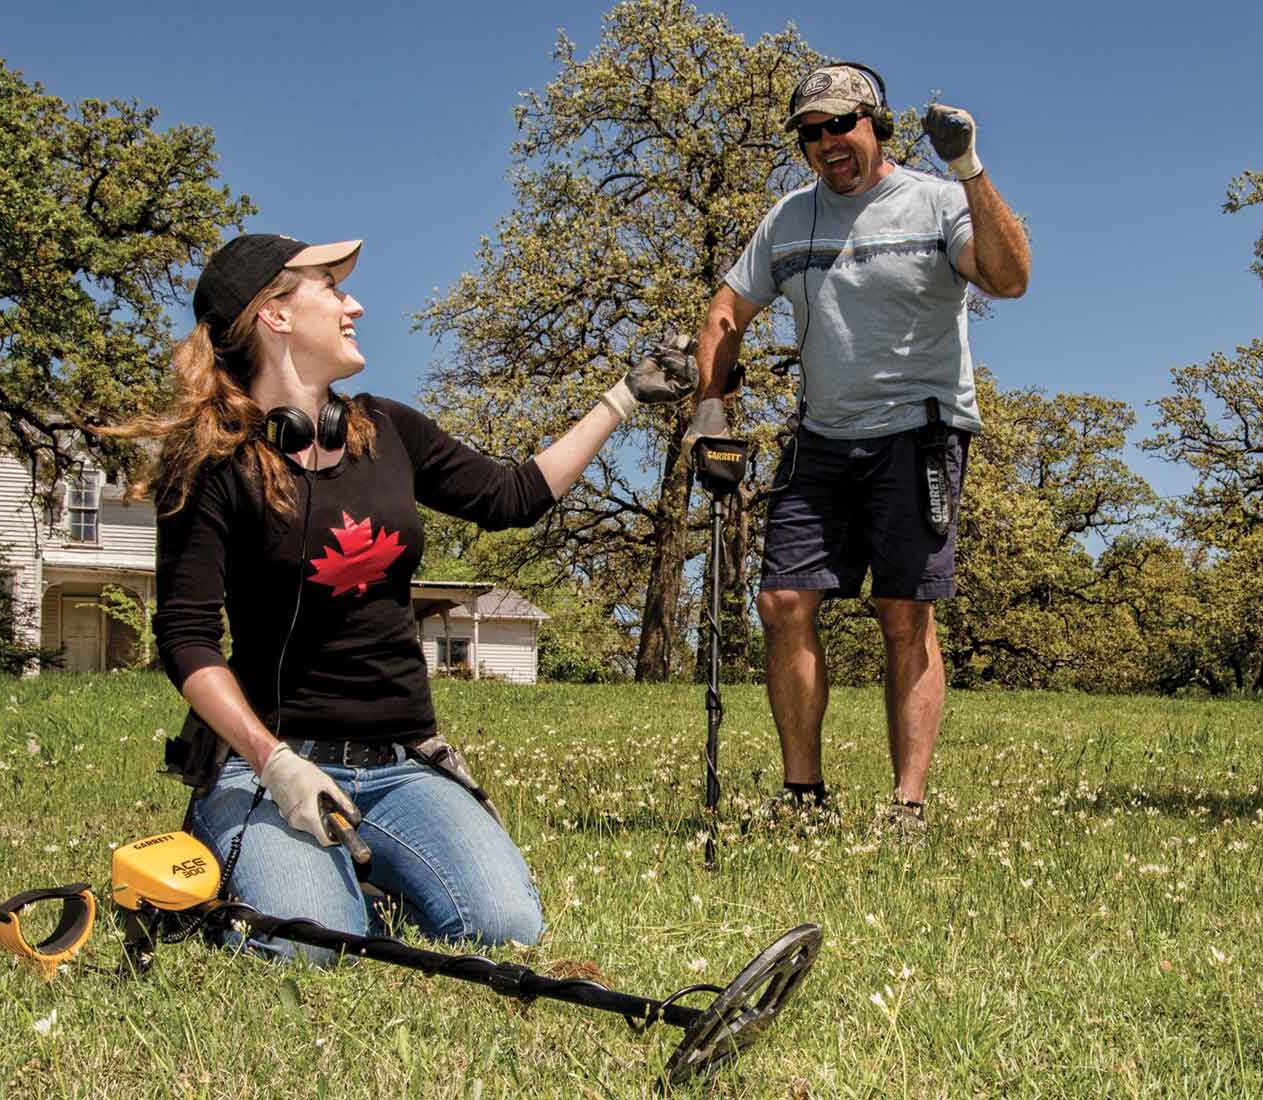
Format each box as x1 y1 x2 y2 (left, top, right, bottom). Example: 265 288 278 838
2 672 1261 1098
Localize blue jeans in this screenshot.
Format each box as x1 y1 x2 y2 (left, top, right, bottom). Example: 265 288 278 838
189 749 543 966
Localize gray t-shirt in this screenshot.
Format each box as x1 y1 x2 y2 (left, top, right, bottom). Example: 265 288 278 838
726 164 980 438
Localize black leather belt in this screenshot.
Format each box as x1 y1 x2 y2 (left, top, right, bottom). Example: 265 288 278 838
283 739 415 767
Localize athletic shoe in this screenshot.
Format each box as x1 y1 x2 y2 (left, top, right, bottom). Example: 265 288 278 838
742 787 835 833
870 800 928 847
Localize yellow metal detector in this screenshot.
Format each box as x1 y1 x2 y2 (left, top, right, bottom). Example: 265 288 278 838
0 883 96 979
5 830 822 1085
108 831 821 1086
111 832 222 911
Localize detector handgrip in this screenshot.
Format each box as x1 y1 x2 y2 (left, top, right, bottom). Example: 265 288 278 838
320 794 372 864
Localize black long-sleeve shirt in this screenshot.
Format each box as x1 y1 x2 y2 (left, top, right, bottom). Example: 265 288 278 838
154 396 555 742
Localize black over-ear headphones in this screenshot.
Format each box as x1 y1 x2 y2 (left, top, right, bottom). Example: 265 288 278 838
262 396 349 455
789 60 895 150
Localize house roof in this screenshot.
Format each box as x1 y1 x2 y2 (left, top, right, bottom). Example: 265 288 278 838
411 581 492 620
464 588 548 621
41 550 157 573
412 583 548 622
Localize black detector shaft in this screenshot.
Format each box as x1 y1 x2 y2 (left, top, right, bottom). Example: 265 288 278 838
692 436 750 867
123 899 821 1086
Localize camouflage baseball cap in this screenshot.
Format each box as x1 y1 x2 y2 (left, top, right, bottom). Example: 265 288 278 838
784 65 881 131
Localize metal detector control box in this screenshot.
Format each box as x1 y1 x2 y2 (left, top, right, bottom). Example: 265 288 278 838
694 436 748 497
112 832 221 911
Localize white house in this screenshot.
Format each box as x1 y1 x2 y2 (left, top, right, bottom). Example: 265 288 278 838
413 582 549 684
0 452 155 672
0 452 548 680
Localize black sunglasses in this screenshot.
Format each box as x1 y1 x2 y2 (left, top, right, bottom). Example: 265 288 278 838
796 112 867 143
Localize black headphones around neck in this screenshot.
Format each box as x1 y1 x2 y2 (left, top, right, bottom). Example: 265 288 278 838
789 60 896 152
262 396 349 455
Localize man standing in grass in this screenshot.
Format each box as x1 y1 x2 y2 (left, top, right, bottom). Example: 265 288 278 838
688 62 1029 836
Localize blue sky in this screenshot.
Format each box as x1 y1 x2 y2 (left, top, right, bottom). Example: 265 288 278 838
7 0 1261 500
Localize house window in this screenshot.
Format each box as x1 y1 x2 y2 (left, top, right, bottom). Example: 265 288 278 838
66 472 100 544
436 637 470 669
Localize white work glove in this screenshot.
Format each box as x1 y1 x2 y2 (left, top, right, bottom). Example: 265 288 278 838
259 743 360 846
922 104 983 181
601 334 698 420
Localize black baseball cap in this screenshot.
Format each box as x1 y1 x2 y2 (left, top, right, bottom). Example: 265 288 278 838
193 234 362 343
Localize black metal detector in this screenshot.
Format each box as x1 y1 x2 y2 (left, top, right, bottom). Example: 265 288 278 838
692 436 750 867
100 831 820 1087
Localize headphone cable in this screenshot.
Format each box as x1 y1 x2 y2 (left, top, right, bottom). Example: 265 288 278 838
217 449 316 900
274 454 315 742
765 180 820 498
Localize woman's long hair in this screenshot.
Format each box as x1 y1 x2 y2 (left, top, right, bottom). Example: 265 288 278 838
108 269 376 517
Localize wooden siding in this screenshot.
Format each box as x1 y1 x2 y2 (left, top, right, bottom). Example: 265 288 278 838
0 453 46 650
419 619 540 684
0 454 157 564
99 498 158 558
0 453 41 556
0 452 157 667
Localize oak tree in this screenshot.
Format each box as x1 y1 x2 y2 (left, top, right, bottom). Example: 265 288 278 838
0 62 253 488
417 0 935 680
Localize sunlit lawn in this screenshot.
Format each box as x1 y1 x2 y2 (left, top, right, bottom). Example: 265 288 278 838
2 672 1261 1098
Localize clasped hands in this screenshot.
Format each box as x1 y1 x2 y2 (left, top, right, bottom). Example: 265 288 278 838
601 334 698 420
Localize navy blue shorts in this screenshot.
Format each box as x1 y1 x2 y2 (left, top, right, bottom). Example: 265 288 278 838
760 426 971 601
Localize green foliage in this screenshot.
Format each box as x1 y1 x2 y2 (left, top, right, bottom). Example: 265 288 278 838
0 61 253 490
94 584 155 670
940 372 1159 690
1157 173 1263 548
0 547 60 673
416 1 821 679
1095 531 1263 696
1224 168 1263 284
1148 339 1263 549
537 598 630 683
1137 178 1263 693
4 675 1263 1096
421 515 634 681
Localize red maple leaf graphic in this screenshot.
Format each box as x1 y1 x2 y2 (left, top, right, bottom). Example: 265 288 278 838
308 512 407 597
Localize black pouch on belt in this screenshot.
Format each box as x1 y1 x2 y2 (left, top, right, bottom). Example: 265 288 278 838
163 709 228 800
916 398 952 537
408 735 504 827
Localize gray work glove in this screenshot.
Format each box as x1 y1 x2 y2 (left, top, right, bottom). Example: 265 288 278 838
922 104 983 181
259 743 361 846
684 396 730 449
601 334 698 419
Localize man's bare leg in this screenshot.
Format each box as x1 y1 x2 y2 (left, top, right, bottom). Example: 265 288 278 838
873 597 943 803
757 588 828 784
